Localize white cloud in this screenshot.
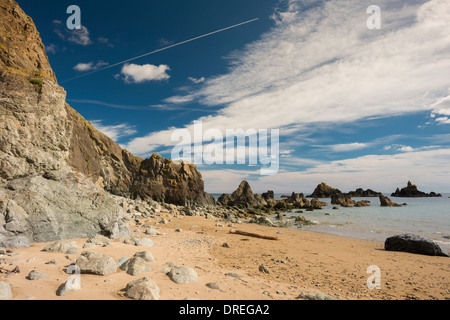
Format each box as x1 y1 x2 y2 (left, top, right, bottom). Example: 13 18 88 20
90 120 137 141
328 142 369 152
188 76 206 84
119 63 170 83
125 0 450 156
73 61 109 72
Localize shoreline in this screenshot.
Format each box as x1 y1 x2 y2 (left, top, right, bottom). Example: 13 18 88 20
1 212 449 300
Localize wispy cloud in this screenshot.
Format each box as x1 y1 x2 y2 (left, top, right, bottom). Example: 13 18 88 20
53 20 92 46
90 120 137 141
73 61 109 72
124 0 450 156
188 76 206 84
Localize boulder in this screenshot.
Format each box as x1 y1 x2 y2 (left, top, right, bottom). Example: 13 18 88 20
2 170 129 243
385 234 449 257
0 199 32 248
125 277 160 300
131 238 155 247
26 270 49 280
120 257 151 276
0 282 12 300
167 266 199 284
133 251 155 262
42 240 77 253
85 234 111 247
75 251 117 276
379 195 401 207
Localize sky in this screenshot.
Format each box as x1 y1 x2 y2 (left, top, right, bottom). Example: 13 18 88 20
17 0 450 194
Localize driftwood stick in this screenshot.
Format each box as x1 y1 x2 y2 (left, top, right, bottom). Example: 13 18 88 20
229 229 279 241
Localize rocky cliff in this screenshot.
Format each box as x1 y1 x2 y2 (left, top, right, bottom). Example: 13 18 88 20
0 0 213 247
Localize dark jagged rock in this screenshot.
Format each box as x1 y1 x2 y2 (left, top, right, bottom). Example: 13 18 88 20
331 193 356 207
285 192 310 208
307 183 341 198
379 195 401 207
355 200 371 207
311 198 327 209
346 188 382 197
385 234 449 257
218 181 267 208
391 181 442 198
261 190 274 201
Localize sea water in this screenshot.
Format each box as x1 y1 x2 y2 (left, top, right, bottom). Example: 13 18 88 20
211 193 450 252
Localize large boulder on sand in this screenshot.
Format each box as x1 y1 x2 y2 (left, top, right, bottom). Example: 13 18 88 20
385 234 449 257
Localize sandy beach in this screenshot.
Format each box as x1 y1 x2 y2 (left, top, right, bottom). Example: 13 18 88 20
1 212 449 301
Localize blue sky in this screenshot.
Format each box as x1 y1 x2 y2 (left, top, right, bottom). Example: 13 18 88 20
17 0 450 193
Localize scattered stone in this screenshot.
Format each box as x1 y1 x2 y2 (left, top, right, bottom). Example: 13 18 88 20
259 265 270 274
145 227 163 236
133 251 155 262
42 240 77 254
45 259 57 265
26 270 49 280
56 280 80 297
82 243 96 249
86 234 111 247
117 257 128 268
206 282 221 290
0 282 12 300
125 277 160 300
75 251 117 276
66 249 79 255
222 243 231 248
120 257 151 276
225 273 243 279
168 266 199 284
385 234 449 257
175 229 182 233
298 293 335 300
131 238 155 247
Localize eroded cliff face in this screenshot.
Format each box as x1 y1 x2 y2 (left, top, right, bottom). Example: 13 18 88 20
0 0 70 181
0 0 213 246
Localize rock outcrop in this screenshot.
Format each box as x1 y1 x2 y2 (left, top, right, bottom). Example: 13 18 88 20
218 181 267 208
307 182 341 198
391 181 442 198
331 193 356 207
347 188 382 197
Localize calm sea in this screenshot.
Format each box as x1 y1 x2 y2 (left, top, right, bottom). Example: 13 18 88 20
211 193 450 252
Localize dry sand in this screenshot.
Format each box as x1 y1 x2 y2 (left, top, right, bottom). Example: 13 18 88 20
1 212 449 300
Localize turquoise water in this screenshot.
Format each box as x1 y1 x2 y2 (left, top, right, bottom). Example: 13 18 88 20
211 193 450 251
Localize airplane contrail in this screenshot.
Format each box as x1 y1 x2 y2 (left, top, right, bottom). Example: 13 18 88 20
61 17 260 84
